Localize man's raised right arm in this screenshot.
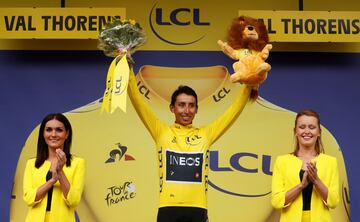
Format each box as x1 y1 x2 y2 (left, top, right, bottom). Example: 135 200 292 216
127 69 161 140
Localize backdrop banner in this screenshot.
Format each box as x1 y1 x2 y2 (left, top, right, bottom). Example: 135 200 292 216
10 65 350 222
0 8 125 39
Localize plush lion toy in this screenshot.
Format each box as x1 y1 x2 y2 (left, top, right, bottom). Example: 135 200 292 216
218 16 272 100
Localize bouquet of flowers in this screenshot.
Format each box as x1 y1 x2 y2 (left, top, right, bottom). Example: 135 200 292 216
98 17 146 62
98 17 146 113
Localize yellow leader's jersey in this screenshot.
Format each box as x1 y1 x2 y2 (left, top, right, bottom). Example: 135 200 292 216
128 67 251 209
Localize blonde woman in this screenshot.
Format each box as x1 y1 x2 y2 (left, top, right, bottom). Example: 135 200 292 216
271 109 339 222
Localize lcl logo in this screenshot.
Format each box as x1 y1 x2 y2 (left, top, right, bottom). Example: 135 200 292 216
208 151 272 197
149 2 210 45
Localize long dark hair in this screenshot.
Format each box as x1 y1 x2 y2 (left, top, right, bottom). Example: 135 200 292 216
293 109 324 156
35 113 73 168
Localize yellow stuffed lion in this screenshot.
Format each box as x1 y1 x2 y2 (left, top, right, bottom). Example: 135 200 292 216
218 15 272 99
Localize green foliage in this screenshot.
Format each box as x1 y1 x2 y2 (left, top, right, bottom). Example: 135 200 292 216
98 18 146 60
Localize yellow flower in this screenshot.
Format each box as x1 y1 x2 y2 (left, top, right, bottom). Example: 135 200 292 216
129 19 136 25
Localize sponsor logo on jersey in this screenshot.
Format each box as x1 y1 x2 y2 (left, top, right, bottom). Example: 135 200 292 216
185 135 202 146
166 150 203 183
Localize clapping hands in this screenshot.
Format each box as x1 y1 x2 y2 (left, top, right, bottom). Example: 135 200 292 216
306 161 318 184
50 149 67 181
55 149 67 170
301 161 318 188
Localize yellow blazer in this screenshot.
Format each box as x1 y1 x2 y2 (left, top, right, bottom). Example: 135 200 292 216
271 153 339 222
23 156 85 222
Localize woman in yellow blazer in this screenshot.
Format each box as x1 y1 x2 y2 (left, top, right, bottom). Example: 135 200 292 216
23 113 85 222
271 109 339 222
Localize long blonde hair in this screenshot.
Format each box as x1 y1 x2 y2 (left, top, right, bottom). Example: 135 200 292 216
293 109 324 156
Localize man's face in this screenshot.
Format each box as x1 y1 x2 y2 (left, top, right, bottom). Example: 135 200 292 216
170 93 198 126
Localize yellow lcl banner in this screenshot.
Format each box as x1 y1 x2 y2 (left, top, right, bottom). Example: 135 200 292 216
240 10 360 42
0 8 359 42
101 55 130 113
0 8 125 39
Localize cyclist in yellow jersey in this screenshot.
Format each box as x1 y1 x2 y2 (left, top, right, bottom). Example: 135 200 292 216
127 68 252 222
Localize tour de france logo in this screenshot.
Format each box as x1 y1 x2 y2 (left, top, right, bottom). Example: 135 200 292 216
105 181 136 207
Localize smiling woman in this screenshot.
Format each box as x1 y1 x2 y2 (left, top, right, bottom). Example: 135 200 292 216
23 113 85 222
272 109 340 222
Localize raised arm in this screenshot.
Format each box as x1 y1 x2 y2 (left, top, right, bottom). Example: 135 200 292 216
127 69 161 140
205 83 252 145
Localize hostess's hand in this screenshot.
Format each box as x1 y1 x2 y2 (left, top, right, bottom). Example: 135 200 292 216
306 161 329 202
56 149 67 172
50 159 59 181
306 161 319 183
300 170 310 189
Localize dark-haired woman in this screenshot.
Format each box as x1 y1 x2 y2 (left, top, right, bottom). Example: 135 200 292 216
23 113 85 222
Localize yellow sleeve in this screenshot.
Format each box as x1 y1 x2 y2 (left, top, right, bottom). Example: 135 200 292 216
23 160 42 206
205 84 251 145
63 157 86 207
127 69 161 140
271 156 289 209
325 157 340 208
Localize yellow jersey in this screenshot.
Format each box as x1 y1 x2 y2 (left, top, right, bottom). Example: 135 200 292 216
128 68 251 208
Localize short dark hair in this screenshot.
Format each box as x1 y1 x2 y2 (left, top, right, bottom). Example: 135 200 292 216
170 85 198 107
35 113 73 168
